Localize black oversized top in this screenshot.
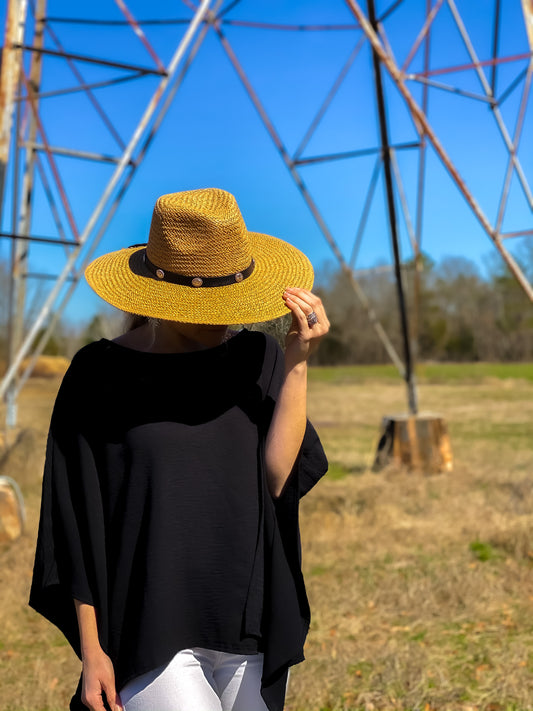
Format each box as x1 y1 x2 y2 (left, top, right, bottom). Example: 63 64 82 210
29 329 328 711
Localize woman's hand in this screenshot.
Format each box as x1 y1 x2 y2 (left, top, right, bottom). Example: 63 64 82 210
81 647 122 711
282 287 330 370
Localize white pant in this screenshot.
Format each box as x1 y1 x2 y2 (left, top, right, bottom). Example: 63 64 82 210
119 647 269 711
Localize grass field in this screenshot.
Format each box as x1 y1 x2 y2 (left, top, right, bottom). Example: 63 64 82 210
1 362 533 711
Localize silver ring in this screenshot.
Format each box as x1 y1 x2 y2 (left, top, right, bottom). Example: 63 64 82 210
306 311 319 326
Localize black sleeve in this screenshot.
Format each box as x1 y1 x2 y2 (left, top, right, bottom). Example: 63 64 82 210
28 351 108 658
262 336 328 499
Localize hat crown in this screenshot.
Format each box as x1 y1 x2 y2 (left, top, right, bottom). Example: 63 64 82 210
146 189 252 278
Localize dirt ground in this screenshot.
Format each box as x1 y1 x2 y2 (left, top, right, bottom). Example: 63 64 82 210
1 368 533 711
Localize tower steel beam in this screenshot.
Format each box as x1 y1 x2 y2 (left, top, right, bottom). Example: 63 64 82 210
5 0 44 429
490 0 502 95
410 52 533 77
14 44 168 75
0 0 27 223
522 0 533 61
413 0 432 361
367 0 417 414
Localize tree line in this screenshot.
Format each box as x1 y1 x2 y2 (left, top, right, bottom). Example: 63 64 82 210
1 249 532 366
313 249 533 365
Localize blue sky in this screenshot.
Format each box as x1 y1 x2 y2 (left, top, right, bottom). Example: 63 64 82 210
1 0 531 323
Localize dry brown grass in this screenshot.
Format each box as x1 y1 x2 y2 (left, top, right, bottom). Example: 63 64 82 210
1 371 533 710
0 356 70 380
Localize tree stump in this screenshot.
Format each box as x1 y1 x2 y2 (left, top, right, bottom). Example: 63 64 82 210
0 476 25 543
373 412 453 474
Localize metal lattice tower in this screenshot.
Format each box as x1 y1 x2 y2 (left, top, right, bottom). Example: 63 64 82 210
0 0 532 429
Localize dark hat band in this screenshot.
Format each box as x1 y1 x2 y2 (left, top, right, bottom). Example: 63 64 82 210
131 245 255 288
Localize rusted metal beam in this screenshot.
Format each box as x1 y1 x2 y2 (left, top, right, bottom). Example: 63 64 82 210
412 52 532 78
16 70 144 102
0 0 27 223
114 0 166 73
14 44 168 75
44 17 191 26
23 141 133 164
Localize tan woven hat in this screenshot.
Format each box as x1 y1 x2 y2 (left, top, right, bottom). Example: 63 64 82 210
85 188 314 324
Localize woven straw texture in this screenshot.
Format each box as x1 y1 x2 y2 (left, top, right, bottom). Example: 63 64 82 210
85 189 314 325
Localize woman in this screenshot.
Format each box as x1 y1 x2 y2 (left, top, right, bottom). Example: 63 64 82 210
30 188 329 711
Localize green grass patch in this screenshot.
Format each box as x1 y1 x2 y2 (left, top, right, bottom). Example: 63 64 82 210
325 461 351 481
309 361 533 384
410 629 428 642
452 421 533 447
469 540 496 562
310 565 329 576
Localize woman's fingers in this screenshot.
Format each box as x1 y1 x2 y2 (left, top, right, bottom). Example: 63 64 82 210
101 677 122 711
282 288 330 366
283 288 330 334
81 652 122 711
283 292 310 333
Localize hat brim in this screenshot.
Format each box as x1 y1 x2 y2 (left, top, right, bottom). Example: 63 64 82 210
85 232 314 325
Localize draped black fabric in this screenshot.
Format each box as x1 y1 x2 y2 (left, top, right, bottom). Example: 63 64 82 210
29 329 328 711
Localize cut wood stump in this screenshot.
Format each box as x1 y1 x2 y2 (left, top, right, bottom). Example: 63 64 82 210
0 476 25 543
373 412 453 474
